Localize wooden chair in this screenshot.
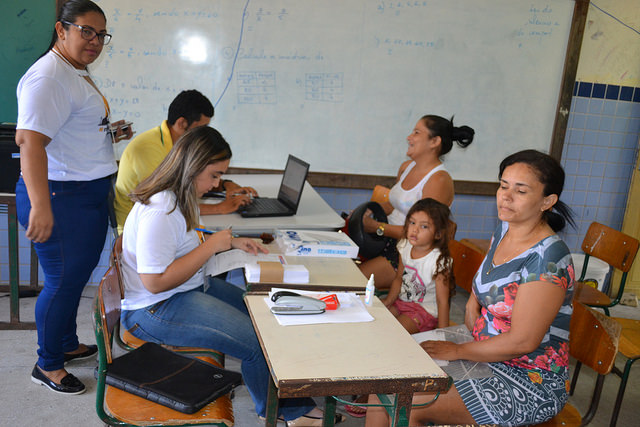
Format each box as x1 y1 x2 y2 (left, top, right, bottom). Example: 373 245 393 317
93 265 235 426
539 302 621 427
449 239 485 293
608 316 640 427
459 238 490 255
572 222 639 316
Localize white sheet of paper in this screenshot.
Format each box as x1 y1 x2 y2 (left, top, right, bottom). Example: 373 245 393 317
205 249 284 277
411 330 449 366
266 288 374 326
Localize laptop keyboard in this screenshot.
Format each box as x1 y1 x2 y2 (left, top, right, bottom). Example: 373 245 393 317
245 198 285 212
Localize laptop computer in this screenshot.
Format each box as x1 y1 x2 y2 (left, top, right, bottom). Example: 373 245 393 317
239 155 310 218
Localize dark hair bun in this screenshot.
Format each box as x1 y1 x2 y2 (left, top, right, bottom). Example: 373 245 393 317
452 125 474 148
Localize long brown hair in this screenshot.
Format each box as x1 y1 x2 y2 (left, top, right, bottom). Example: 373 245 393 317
404 198 455 299
130 126 231 230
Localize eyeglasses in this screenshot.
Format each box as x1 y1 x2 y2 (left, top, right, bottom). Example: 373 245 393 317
62 21 112 45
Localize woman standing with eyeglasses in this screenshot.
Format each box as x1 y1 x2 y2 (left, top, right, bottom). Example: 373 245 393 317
15 0 133 395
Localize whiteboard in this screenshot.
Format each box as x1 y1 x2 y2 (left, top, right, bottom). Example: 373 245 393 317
91 0 575 182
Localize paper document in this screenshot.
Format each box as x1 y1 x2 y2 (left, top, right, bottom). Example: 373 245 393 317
205 249 283 277
412 325 493 380
265 288 374 326
245 263 309 284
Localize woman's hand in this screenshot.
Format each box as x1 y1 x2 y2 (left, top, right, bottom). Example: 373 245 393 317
204 228 234 253
226 185 258 198
206 195 252 214
26 205 54 243
231 237 268 255
420 340 460 361
362 208 379 233
110 119 134 142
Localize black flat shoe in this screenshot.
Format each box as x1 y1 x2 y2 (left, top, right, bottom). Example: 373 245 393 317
31 364 86 395
64 344 97 363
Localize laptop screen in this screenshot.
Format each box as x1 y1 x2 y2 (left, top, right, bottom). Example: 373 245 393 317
278 155 310 209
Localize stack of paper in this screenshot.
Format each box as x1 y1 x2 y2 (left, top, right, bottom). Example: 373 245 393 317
244 263 309 284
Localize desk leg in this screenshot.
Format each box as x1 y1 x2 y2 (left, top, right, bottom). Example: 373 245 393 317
391 393 413 427
264 376 279 427
323 396 337 426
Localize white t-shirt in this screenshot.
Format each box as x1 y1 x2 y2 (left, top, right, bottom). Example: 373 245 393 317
397 239 446 317
387 163 448 225
16 50 116 181
121 191 204 311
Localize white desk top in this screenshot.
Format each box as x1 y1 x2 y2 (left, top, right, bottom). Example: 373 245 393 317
200 174 344 235
246 241 368 292
245 294 449 398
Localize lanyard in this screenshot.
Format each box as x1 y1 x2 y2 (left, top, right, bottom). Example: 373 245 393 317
51 48 111 119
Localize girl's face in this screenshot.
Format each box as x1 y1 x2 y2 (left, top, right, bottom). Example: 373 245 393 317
194 159 230 197
406 210 438 250
406 119 437 159
496 162 556 225
55 12 107 68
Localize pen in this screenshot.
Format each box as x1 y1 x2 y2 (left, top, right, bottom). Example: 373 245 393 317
195 227 213 235
196 227 240 237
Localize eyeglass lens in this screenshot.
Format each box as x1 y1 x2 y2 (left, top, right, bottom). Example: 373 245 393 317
80 28 111 45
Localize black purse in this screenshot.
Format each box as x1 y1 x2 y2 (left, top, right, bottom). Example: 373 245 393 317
102 342 242 414
347 201 389 259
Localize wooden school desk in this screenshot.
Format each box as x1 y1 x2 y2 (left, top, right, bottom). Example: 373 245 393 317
200 174 344 235
245 241 368 292
244 294 450 427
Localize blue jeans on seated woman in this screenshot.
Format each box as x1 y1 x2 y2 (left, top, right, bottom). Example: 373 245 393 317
120 277 315 420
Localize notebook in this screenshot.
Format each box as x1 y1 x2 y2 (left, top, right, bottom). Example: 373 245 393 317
240 154 310 218
103 342 242 414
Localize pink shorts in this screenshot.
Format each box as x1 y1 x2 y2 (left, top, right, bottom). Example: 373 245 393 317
392 300 438 332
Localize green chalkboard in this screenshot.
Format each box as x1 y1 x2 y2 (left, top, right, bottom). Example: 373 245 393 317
0 1 55 123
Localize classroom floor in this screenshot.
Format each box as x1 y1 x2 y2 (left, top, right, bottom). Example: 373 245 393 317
1 285 639 427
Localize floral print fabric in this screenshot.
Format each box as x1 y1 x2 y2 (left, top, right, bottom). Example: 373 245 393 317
471 222 574 376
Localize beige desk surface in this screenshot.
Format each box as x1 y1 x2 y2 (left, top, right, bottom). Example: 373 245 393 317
246 241 368 292
200 174 345 235
245 294 449 398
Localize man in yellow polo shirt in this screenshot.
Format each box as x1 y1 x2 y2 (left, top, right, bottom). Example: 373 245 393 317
113 89 257 234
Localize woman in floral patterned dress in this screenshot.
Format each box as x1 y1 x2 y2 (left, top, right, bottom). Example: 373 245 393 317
366 149 575 426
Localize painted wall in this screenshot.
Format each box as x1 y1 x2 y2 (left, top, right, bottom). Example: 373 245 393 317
1 1 639 287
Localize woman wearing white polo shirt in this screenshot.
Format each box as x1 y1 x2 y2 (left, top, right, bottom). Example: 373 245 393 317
15 0 132 395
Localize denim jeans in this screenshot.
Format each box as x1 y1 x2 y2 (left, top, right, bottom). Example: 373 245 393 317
16 176 110 371
121 277 315 420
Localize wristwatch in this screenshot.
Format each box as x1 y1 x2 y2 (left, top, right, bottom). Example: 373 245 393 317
376 223 385 237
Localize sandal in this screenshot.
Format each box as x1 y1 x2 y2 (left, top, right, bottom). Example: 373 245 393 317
344 404 367 418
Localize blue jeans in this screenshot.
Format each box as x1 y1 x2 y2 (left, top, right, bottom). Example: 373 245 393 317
121 278 315 420
16 176 110 371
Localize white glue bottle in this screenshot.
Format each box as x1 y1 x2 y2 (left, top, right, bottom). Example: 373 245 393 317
364 273 375 306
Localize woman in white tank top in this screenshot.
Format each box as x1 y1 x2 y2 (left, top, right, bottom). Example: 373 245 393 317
358 115 475 290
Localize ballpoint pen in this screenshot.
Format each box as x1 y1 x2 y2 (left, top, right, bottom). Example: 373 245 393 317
195 227 239 237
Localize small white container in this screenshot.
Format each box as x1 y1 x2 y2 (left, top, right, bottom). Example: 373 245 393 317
571 253 610 292
364 274 375 306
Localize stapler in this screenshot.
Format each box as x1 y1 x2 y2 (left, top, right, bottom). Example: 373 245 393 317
270 292 326 315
